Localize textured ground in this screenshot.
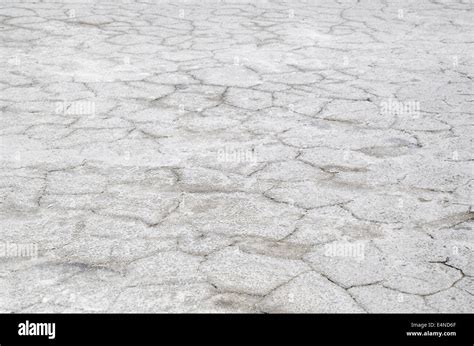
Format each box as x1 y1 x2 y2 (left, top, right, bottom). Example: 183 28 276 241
0 0 473 313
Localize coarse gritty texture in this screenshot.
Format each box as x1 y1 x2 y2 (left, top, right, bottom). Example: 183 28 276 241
0 0 473 313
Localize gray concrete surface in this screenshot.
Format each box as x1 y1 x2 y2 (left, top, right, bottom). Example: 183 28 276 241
0 0 473 313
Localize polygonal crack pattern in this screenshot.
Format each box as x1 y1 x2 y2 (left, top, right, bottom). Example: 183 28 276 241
0 0 472 313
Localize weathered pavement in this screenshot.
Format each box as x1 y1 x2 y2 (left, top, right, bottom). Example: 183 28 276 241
0 0 473 313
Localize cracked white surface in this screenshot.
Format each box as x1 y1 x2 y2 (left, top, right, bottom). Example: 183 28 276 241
0 0 473 313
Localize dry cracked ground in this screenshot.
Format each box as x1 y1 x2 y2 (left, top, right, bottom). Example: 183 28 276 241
0 0 473 313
